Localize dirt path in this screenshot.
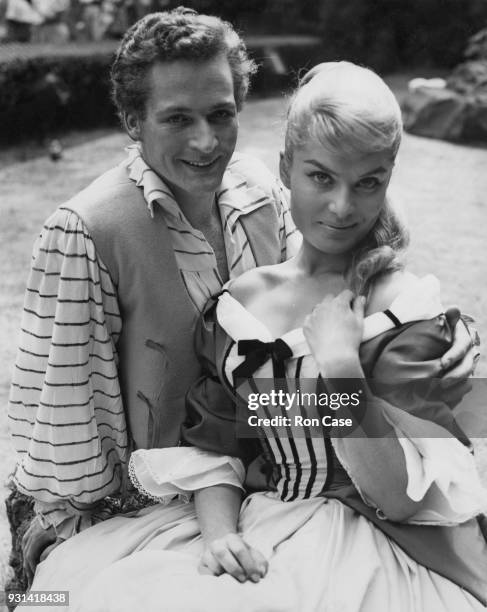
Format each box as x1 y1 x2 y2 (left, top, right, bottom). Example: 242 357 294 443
1 96 486 592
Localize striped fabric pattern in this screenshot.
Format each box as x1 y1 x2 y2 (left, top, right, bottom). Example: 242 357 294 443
219 295 332 502
126 145 301 312
8 212 127 536
8 148 300 538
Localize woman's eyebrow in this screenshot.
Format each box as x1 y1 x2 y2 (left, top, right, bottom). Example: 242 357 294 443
359 166 388 176
303 160 337 174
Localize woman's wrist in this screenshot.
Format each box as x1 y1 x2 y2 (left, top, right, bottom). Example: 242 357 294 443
318 352 363 379
202 526 238 544
195 485 241 545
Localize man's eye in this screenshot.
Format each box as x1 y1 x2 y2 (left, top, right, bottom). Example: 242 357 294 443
357 177 381 190
166 114 190 125
309 172 333 186
211 109 235 121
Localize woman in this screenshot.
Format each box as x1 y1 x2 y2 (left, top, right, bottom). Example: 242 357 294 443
72 62 487 612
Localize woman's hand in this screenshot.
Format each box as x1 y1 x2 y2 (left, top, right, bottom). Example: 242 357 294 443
199 533 268 583
303 290 365 376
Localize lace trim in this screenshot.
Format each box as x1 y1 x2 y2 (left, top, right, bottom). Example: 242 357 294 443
127 454 191 506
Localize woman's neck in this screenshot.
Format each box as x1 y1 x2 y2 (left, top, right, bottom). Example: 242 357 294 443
294 240 351 278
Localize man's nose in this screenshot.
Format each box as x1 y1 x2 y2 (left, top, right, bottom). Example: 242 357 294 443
328 185 354 219
189 120 217 154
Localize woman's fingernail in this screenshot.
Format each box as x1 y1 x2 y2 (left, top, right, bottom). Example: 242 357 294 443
251 573 260 582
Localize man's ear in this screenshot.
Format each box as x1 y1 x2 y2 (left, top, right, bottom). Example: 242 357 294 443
279 151 291 189
123 112 140 142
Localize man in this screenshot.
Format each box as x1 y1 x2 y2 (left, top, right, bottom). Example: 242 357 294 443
7 7 477 587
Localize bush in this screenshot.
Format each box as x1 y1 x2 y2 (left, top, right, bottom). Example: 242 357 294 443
318 0 487 72
0 42 119 145
0 37 324 144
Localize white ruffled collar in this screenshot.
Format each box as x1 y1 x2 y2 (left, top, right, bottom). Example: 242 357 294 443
217 274 444 358
216 156 272 216
124 146 271 221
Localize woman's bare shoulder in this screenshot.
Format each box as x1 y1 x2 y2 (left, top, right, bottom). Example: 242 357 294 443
227 264 285 308
365 269 418 316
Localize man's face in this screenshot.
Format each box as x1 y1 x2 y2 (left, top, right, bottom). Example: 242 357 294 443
126 55 239 204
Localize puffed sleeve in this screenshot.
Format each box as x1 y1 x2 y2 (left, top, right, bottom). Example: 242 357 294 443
8 208 128 539
334 315 487 526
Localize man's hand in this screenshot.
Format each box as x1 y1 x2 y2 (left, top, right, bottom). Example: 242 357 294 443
22 517 62 586
440 306 480 391
198 533 268 583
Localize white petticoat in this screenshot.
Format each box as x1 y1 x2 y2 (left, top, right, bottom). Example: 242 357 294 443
28 493 485 612
27 445 487 611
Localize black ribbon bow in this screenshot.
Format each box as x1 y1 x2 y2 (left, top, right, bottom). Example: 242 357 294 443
233 338 293 381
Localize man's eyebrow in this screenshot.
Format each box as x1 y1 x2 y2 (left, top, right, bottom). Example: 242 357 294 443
155 106 191 115
154 101 237 116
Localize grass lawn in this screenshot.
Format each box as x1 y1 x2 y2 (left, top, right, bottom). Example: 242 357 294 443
1 88 486 593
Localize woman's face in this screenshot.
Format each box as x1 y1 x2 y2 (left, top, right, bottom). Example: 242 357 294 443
125 54 238 204
282 139 394 256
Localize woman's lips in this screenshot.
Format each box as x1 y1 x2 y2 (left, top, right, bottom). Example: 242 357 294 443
319 221 358 231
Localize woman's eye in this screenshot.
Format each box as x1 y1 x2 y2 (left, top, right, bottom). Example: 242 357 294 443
356 177 381 191
309 172 333 186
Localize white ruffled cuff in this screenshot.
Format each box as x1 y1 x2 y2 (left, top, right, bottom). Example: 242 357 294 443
396 434 487 525
128 448 246 505
385 406 487 525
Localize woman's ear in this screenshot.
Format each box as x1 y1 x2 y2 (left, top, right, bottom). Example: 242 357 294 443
279 151 291 189
123 112 140 142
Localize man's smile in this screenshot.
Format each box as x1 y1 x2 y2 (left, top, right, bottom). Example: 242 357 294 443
181 157 220 169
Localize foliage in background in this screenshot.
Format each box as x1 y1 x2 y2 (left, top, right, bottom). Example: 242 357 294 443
164 0 320 34
3 0 487 144
318 0 487 72
0 38 324 144
0 42 119 144
465 28 487 60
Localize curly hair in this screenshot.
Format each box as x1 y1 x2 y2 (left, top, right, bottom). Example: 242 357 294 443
111 7 257 120
282 61 408 296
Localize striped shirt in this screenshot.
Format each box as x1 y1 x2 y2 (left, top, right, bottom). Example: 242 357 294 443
8 146 301 539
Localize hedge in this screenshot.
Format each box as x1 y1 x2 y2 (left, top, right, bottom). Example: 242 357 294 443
0 37 324 145
319 0 487 73
0 42 120 145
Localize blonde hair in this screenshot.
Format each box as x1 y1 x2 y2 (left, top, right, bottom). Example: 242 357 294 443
283 61 408 295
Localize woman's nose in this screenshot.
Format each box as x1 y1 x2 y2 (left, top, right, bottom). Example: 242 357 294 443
189 120 217 154
328 186 354 219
